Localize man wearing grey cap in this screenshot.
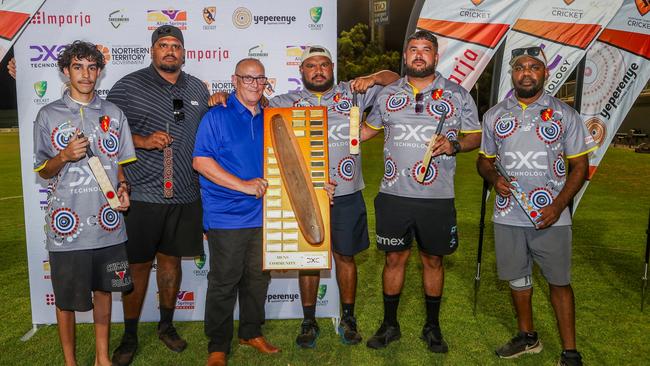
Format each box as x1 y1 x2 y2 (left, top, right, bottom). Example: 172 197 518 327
477 46 596 366
108 25 211 365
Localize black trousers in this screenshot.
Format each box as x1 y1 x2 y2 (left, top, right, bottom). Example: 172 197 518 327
204 228 270 354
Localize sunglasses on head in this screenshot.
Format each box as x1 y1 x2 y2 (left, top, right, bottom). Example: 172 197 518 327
173 99 184 123
511 47 543 59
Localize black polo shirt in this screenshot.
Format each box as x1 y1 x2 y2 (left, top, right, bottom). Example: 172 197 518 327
107 64 210 204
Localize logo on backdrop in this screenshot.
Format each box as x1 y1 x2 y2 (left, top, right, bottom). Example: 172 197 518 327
30 11 91 28
552 2 584 20
175 291 195 310
286 45 307 66
42 259 50 279
232 7 253 29
471 0 485 5
205 80 235 94
202 7 217 30
45 293 55 306
248 44 269 58
265 78 277 97
317 284 328 306
96 44 111 62
147 9 187 30
33 81 49 105
185 47 230 62
637 0 650 16
193 255 208 277
99 45 150 65
266 292 300 303
108 9 129 29
29 45 66 69
309 7 323 30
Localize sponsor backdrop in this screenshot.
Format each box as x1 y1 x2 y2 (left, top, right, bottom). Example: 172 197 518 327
0 0 45 62
15 0 339 325
574 0 650 208
497 0 624 100
415 0 527 91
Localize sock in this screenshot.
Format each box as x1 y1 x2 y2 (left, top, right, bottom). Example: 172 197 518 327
303 305 316 321
342 303 355 318
159 306 174 328
383 293 401 326
124 318 139 338
425 295 441 326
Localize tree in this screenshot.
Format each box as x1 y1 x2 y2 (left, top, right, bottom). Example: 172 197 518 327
337 23 401 81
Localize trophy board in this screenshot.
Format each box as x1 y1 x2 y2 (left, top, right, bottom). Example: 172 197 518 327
263 107 331 270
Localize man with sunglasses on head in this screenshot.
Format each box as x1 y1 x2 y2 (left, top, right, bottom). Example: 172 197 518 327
107 25 210 366
477 46 595 366
269 45 399 348
361 30 481 353
193 58 278 366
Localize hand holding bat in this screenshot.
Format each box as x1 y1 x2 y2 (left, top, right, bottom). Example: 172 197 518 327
60 130 89 162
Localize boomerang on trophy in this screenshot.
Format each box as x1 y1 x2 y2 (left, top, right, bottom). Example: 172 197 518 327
79 132 121 210
163 121 174 198
270 114 325 245
349 92 360 155
494 159 541 228
416 104 448 183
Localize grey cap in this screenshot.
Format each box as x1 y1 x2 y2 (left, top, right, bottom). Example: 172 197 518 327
151 25 184 47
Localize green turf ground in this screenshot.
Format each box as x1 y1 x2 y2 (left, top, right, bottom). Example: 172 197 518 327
1 131 649 365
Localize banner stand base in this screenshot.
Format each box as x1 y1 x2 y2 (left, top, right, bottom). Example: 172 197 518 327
21 324 45 342
331 317 340 335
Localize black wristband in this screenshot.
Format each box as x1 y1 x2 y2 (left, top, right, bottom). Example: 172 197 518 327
451 140 462 156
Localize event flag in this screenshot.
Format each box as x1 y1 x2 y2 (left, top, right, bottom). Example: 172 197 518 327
415 0 528 91
574 0 650 209
0 0 45 62
497 0 624 100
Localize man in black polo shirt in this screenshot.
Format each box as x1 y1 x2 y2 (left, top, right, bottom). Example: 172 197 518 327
108 25 210 366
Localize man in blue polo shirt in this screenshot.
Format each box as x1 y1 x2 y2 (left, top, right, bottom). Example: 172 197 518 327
193 58 278 366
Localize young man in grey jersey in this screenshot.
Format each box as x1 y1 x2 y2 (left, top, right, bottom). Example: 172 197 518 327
33 41 135 366
362 30 481 353
477 46 596 366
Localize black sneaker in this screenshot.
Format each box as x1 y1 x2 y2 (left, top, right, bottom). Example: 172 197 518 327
296 319 320 348
495 331 543 359
338 315 362 345
421 323 448 353
111 333 138 366
557 350 583 366
157 323 188 353
366 322 401 349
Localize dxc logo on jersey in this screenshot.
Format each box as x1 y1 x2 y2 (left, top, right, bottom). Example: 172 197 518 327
392 124 437 142
30 45 66 62
503 151 548 170
68 165 112 194
328 124 349 141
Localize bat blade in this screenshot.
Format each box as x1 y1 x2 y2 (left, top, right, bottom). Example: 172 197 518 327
349 106 360 155
87 156 121 210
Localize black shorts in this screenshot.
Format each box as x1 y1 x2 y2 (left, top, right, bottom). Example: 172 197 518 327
331 191 370 256
374 192 458 256
49 243 132 312
124 199 204 263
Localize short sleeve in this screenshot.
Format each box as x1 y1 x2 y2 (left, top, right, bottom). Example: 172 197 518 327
116 111 137 165
479 109 497 158
33 109 54 171
564 109 598 159
193 110 222 158
365 95 385 130
459 89 481 134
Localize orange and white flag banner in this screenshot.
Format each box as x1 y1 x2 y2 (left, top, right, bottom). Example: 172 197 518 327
415 0 527 91
574 0 650 209
497 0 623 101
0 0 45 62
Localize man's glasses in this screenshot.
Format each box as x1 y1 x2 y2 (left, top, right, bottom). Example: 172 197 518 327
511 46 542 58
236 74 268 85
415 92 424 114
173 99 184 123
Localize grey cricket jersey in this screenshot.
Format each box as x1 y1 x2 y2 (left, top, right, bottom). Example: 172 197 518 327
366 73 481 199
269 81 382 197
34 91 136 251
480 93 598 227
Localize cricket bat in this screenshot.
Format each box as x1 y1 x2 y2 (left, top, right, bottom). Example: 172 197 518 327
80 133 121 210
416 113 446 183
349 93 360 155
494 159 541 228
270 113 325 245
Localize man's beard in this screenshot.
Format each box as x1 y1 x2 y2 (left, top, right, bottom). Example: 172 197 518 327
158 57 183 73
405 63 436 78
303 77 334 93
514 76 545 98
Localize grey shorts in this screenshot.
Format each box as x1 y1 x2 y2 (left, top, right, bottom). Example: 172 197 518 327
494 223 572 286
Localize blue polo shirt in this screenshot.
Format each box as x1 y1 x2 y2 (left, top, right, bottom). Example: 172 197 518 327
193 93 264 230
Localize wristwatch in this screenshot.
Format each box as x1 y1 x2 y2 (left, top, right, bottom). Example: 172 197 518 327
450 140 462 156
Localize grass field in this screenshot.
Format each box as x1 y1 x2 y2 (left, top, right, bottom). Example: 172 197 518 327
1 131 649 365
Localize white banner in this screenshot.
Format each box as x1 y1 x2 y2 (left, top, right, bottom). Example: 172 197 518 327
16 0 340 325
497 0 623 100
0 0 45 62
415 0 527 91
574 0 650 208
